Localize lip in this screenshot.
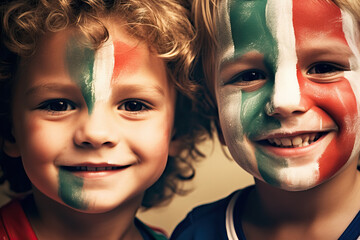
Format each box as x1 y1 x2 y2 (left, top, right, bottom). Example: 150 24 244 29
60 163 132 178
254 131 336 158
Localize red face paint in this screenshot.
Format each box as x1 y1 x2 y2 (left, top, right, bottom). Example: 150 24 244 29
293 0 358 182
111 41 141 82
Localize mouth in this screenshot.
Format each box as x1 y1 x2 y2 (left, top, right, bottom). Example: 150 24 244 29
258 132 326 148
61 165 131 172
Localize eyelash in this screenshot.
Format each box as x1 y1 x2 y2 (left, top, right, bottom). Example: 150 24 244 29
226 69 267 85
38 99 76 113
307 62 348 75
118 100 152 112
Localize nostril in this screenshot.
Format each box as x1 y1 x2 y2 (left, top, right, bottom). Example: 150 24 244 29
81 142 92 147
103 141 113 146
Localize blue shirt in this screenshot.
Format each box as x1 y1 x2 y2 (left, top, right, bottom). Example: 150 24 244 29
171 186 360 240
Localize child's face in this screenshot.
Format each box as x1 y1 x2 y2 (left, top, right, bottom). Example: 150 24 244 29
7 21 176 212
216 0 360 190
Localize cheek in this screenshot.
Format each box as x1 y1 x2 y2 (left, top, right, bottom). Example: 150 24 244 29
217 87 243 138
299 75 358 180
18 118 69 163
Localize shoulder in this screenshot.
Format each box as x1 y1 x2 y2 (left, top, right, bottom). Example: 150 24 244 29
170 186 253 240
339 210 360 239
0 197 37 239
135 218 168 240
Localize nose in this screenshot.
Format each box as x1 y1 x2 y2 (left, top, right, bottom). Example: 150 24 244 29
265 65 308 118
74 106 119 149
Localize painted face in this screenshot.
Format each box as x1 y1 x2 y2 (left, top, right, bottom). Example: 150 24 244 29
8 21 176 212
217 0 360 190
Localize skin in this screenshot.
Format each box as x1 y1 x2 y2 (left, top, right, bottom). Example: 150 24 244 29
5 19 176 219
216 0 360 191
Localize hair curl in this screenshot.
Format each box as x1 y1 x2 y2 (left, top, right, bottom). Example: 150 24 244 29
0 0 212 208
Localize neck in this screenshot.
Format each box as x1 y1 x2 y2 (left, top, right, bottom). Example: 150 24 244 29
242 159 360 238
24 188 144 240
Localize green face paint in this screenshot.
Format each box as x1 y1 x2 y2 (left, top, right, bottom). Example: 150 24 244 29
58 168 88 210
226 0 281 137
66 37 96 114
216 0 286 184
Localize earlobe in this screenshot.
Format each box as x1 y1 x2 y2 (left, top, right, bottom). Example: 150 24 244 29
169 138 182 157
2 139 21 158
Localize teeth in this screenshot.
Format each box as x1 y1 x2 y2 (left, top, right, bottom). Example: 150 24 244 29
70 166 120 171
267 133 322 148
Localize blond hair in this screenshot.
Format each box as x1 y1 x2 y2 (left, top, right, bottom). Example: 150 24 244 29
0 0 212 208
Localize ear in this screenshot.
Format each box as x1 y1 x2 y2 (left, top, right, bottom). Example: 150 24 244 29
2 139 21 158
169 136 182 157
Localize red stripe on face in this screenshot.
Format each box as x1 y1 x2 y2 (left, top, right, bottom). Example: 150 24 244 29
292 0 358 182
112 41 141 82
292 0 348 46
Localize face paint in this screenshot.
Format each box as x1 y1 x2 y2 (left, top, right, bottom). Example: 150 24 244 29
58 168 88 210
66 37 140 113
66 37 96 113
217 0 360 190
62 36 143 208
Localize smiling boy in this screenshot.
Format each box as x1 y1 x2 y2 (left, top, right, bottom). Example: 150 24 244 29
0 0 211 239
172 0 360 239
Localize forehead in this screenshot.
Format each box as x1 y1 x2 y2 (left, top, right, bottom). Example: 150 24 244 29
218 0 346 63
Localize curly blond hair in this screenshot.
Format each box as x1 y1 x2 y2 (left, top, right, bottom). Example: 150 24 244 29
0 0 212 208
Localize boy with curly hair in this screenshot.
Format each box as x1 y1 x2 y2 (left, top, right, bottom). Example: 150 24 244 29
172 0 360 239
0 0 211 239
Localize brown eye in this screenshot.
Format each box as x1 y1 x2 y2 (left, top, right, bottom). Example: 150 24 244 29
119 100 150 112
39 99 75 112
227 70 267 85
307 63 344 75
224 69 267 92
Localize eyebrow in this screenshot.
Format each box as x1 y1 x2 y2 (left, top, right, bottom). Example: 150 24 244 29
112 83 166 97
297 43 354 58
25 83 78 97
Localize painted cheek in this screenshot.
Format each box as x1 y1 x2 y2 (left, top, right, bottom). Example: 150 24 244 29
299 73 357 181
58 168 88 210
293 0 357 181
241 81 281 139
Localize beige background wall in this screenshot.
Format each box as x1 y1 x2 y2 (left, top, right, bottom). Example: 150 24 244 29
137 136 254 235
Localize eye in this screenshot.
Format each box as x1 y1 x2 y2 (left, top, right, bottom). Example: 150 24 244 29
118 100 151 112
38 99 76 112
225 69 267 91
227 70 266 84
307 63 346 75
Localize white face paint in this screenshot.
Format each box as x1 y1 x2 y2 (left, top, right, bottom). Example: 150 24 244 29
216 0 360 191
93 40 114 102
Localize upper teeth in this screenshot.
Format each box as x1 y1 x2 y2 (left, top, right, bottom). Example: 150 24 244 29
74 166 118 171
268 133 320 148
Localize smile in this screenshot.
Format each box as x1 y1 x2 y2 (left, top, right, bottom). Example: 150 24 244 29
62 165 131 172
266 133 324 148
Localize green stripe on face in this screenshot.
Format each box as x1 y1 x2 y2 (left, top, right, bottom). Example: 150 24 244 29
228 0 286 182
58 168 88 210
66 37 95 114
255 148 285 187
229 0 278 70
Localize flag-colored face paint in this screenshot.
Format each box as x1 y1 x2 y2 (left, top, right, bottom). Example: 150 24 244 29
60 38 142 208
8 21 175 213
216 0 360 190
66 37 140 113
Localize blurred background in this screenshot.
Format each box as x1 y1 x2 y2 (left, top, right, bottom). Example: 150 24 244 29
137 135 254 234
